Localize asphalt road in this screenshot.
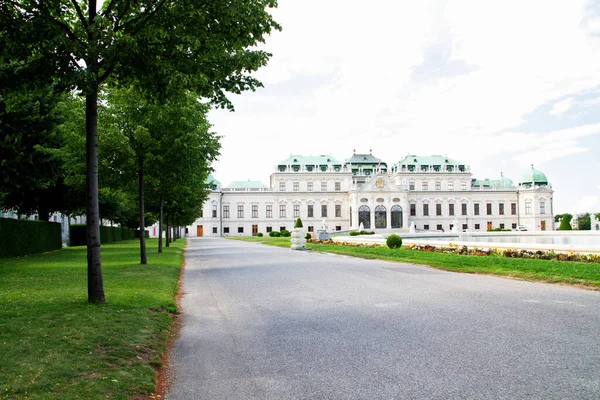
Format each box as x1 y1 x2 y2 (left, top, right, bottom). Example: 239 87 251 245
165 237 600 400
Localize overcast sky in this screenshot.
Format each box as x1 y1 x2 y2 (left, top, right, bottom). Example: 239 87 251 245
208 0 600 215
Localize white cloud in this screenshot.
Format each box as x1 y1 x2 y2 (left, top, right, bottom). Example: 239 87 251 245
550 98 576 116
573 196 600 213
209 0 600 216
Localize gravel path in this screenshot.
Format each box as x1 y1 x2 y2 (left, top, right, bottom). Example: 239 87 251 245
165 237 600 399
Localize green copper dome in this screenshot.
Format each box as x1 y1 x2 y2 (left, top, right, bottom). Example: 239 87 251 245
518 165 548 187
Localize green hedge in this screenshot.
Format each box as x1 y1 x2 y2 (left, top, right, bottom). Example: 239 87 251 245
0 218 62 258
69 224 137 246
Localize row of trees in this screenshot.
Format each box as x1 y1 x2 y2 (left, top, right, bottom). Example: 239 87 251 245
1 0 281 303
555 213 600 230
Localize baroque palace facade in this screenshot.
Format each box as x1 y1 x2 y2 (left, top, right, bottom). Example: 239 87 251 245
189 152 554 237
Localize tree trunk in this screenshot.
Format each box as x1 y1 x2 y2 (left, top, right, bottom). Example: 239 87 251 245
166 215 170 247
84 0 105 303
173 225 177 242
85 81 105 303
158 197 163 253
138 158 147 265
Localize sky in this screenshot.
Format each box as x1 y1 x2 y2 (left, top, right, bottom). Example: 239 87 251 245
207 0 600 215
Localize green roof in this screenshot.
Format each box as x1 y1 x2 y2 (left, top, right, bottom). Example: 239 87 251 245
346 153 384 164
206 174 221 190
396 155 465 166
472 174 514 188
278 154 343 166
225 180 266 189
518 165 548 185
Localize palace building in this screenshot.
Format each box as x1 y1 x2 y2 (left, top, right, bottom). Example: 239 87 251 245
188 151 554 237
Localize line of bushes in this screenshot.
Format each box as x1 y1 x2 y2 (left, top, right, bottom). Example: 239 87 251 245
0 218 62 258
69 224 141 246
349 230 375 236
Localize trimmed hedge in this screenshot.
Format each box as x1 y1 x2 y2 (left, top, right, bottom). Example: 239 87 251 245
69 224 137 246
386 234 403 249
0 218 62 258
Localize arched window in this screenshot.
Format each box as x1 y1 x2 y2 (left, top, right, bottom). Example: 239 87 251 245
391 205 403 229
375 205 387 229
358 205 371 229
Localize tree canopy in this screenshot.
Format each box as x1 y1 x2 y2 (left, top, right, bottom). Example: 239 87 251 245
1 0 280 303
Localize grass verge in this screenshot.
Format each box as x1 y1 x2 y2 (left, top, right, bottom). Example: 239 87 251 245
0 238 185 399
227 236 600 289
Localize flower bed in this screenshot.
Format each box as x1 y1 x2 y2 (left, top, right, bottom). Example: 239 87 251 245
307 239 600 264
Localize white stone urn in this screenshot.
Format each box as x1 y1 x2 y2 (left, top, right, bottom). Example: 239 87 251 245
291 228 306 250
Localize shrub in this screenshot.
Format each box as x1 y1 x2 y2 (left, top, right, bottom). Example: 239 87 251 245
305 232 312 240
559 215 573 231
386 234 403 249
349 231 359 236
280 230 290 237
257 232 263 237
295 218 303 228
0 218 62 258
70 224 137 246
271 231 281 237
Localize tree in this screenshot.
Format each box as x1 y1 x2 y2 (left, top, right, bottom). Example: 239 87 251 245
1 1 280 302
0 86 69 219
577 213 591 231
558 214 573 231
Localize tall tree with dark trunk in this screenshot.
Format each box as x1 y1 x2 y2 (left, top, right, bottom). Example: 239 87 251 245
1 0 280 302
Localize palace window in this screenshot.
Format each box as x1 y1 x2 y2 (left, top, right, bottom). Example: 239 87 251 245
423 204 429 216
512 223 517 229
308 182 313 191
335 182 341 191
266 226 272 233
200 209 203 218
293 182 299 191
525 202 532 215
321 182 327 191
486 203 492 215
279 182 285 191
238 227 244 233
461 203 467 216
212 227 218 234
540 201 546 214
474 203 480 215
409 181 415 190
437 224 443 231
499 203 505 215
424 224 429 230
461 181 467 190
436 204 442 216
448 181 454 190
474 223 480 230
224 227 230 233
223 205 230 218
294 204 300 218
335 204 341 217
280 226 286 232
212 205 217 218
252 205 258 218
449 204 455 216
237 205 244 218
462 224 467 230
321 204 328 217
308 226 314 232
280 204 286 217
499 223 505 229
308 205 314 218
435 181 441 190
422 182 428 191
511 203 517 215
266 205 272 218
410 204 416 216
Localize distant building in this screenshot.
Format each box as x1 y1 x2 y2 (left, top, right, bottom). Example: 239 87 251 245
188 152 555 236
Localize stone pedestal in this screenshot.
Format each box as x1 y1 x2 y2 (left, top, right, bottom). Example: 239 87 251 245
291 228 306 250
317 230 330 240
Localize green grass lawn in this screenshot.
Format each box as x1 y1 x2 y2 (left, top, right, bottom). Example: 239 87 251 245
228 236 600 289
0 238 185 399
